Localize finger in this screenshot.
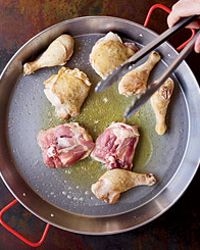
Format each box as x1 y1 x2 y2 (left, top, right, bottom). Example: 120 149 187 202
167 0 200 27
186 20 200 29
194 34 200 53
167 12 181 28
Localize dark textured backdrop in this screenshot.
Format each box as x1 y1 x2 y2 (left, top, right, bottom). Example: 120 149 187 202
0 1 199 249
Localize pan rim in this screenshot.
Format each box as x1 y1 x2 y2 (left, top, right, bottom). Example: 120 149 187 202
0 15 200 234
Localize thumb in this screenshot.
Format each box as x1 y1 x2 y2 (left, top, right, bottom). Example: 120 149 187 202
194 33 200 53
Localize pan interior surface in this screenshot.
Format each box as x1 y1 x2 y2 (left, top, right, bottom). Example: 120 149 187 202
7 33 189 217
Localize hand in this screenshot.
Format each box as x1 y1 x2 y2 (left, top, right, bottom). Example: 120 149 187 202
167 0 200 53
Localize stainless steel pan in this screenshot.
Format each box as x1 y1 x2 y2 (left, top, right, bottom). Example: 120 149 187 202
0 16 200 235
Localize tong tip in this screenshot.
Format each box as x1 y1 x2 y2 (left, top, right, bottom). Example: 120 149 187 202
95 82 103 92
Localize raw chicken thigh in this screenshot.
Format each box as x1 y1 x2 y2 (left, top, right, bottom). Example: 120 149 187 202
150 78 174 135
89 32 137 79
91 122 139 170
44 67 91 119
37 123 95 168
91 169 157 204
23 34 74 75
118 51 161 96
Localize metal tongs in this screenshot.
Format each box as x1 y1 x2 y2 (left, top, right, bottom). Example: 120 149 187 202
95 15 199 118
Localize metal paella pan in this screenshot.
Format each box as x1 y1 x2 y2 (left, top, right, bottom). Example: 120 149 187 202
0 16 200 234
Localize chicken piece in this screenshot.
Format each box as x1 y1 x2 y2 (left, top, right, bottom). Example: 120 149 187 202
91 169 157 204
91 122 139 170
23 34 74 75
150 78 174 135
118 51 161 96
37 123 95 168
89 32 138 79
44 67 91 119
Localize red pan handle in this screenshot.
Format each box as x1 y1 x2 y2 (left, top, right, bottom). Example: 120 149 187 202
0 199 50 248
144 3 196 51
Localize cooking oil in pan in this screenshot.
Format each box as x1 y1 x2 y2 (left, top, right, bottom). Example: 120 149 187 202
43 82 153 187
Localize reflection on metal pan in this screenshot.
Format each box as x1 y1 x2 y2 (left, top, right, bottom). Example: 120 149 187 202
0 16 200 234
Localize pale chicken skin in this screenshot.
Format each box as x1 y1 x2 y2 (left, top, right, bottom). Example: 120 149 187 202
91 169 157 204
37 123 95 168
118 51 161 96
150 78 174 135
23 34 74 75
89 32 138 79
91 122 139 170
44 67 91 119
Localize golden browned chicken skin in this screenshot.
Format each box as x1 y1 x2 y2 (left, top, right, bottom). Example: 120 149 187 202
150 78 174 135
91 169 157 204
44 67 91 119
89 32 137 79
118 51 161 96
23 34 74 75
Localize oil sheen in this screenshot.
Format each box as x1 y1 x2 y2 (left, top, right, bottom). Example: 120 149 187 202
43 82 153 187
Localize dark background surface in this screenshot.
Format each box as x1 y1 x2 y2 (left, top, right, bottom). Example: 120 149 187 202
0 1 199 249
